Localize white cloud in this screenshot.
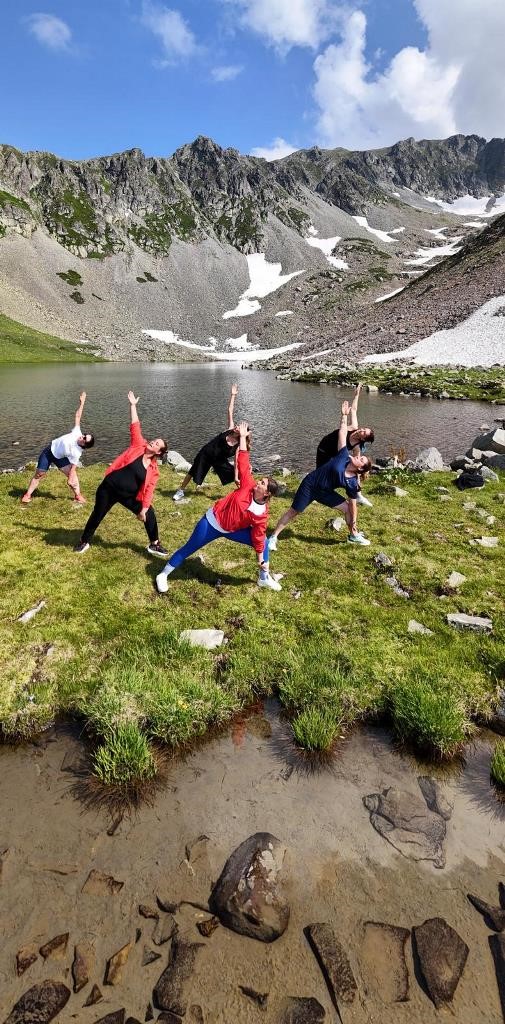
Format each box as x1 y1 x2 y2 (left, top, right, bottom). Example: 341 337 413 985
25 13 72 51
141 2 200 63
211 64 244 82
251 137 298 160
313 1 505 149
223 0 341 52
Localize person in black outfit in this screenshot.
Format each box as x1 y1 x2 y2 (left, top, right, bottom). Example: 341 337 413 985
316 383 374 507
173 382 240 501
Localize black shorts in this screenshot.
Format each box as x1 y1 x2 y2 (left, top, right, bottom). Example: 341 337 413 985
316 446 335 468
292 476 346 514
191 451 235 486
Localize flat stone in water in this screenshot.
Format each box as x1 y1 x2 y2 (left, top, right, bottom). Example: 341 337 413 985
413 917 468 1008
279 997 326 1023
142 945 162 966
104 941 132 985
139 903 159 919
363 781 448 868
239 985 269 1010
467 892 505 931
180 629 225 650
94 1012 125 1024
72 941 95 992
306 922 357 1007
361 921 410 1003
40 933 69 960
153 913 177 945
489 933 505 1023
153 938 204 1016
197 915 220 937
5 980 71 1024
417 777 453 821
81 868 124 896
447 613 492 633
16 944 38 975
209 832 290 942
83 983 103 1006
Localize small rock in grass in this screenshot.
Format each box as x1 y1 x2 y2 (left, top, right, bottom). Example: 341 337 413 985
72 941 94 992
5 981 70 1024
104 941 132 985
470 536 499 547
83 984 103 1006
17 600 46 624
385 576 410 599
463 501 477 510
447 612 492 633
390 486 408 497
153 913 177 946
439 494 452 501
408 619 433 635
179 629 225 650
327 516 345 531
374 551 393 570
40 933 69 960
435 486 449 493
495 493 505 504
281 467 291 477
306 922 357 1006
481 466 499 482
16 945 38 976
446 571 466 589
413 917 468 1008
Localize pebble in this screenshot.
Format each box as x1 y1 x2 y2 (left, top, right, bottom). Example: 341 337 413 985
180 629 225 650
446 572 466 589
447 613 492 633
408 620 433 635
470 536 499 548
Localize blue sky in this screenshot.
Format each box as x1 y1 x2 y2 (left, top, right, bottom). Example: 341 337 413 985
1 1 503 160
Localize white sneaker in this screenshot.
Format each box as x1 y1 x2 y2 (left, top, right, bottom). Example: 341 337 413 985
347 532 371 546
156 572 169 593
356 492 373 507
173 489 185 502
258 573 282 591
268 536 278 551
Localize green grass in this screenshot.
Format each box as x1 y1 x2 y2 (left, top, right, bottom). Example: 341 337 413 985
57 269 83 287
288 366 505 403
0 312 100 363
490 740 505 788
0 189 32 214
92 722 157 785
0 464 504 775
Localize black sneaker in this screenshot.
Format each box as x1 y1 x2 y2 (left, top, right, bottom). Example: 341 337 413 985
147 541 168 558
74 541 90 554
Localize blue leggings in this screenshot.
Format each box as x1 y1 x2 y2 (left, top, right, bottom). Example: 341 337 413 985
166 514 269 570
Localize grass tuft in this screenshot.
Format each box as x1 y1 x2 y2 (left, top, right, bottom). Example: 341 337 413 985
291 706 341 752
390 675 472 759
92 722 156 786
491 741 505 789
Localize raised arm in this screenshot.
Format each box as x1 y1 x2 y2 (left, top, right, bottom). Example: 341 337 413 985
128 390 140 425
338 400 350 451
227 383 238 430
349 383 362 430
74 391 86 428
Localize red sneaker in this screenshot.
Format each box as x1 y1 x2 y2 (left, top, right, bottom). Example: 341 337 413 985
21 493 32 504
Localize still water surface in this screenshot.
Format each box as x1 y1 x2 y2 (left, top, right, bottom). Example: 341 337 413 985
1 362 503 471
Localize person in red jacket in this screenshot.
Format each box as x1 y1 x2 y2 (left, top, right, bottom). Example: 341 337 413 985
156 421 281 592
74 391 168 556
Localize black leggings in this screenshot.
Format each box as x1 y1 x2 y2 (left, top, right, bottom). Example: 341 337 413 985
81 481 159 544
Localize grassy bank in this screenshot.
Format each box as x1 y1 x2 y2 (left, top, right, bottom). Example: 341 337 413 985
283 365 505 404
1 464 504 784
0 312 101 362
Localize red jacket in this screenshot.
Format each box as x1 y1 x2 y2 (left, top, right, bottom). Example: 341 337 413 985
213 449 268 555
105 420 159 509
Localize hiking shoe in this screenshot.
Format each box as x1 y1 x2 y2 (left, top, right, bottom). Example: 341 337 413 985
258 573 282 592
347 532 371 546
156 572 169 593
147 541 169 558
267 535 278 552
21 493 32 504
73 541 90 554
356 492 373 507
74 493 86 504
173 489 185 502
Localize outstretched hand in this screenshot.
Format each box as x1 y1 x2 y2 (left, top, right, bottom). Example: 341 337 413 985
341 400 350 416
238 420 249 437
128 391 139 405
79 391 86 404
231 383 239 397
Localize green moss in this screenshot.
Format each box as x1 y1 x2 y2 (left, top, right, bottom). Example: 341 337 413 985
144 271 158 282
0 189 32 214
69 290 85 304
57 269 83 287
491 740 505 788
44 190 117 257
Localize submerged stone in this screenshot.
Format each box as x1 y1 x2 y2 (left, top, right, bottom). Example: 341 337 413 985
361 921 410 1003
306 923 357 1007
197 915 220 937
142 945 161 966
239 985 268 1009
40 933 69 960
139 903 159 919
16 945 38 976
153 938 204 1016
83 984 103 1006
417 777 453 821
210 832 290 942
94 1013 125 1024
104 942 132 986
279 996 326 1022
72 941 94 992
363 782 448 868
489 933 505 1023
81 869 124 896
467 892 505 931
5 980 70 1024
153 913 177 945
413 917 468 1008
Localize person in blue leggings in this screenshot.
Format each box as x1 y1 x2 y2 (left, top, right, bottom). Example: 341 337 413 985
157 421 281 592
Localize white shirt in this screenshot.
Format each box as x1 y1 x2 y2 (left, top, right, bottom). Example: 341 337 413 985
248 498 265 516
51 425 83 466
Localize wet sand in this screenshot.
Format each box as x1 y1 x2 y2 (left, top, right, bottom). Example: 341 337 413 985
1 709 504 1022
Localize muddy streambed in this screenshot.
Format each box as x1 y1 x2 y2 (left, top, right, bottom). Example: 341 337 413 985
1 708 505 1023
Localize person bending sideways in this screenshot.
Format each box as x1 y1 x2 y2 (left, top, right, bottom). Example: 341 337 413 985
157 421 281 593
74 391 168 557
269 400 372 552
22 391 94 505
316 383 374 508
173 382 240 501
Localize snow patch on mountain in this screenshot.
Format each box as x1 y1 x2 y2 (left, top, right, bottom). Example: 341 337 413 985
352 216 404 244
143 327 302 362
222 253 303 319
404 237 462 266
425 194 505 217
305 228 348 269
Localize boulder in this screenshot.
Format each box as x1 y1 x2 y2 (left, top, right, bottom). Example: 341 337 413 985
447 613 492 633
470 535 499 546
481 453 505 471
446 571 466 590
415 447 444 471
361 922 410 1003
471 428 505 455
166 450 191 472
481 466 499 482
366 384 378 393
180 629 225 650
413 917 468 1007
5 981 71 1024
153 939 204 1016
279 997 326 1022
306 923 357 1008
389 486 408 497
363 781 448 868
209 832 289 942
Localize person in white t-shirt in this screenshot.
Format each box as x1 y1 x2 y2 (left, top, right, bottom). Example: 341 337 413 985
21 392 95 504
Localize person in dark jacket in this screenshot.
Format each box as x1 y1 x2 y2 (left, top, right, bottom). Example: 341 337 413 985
74 391 168 556
316 383 374 507
172 382 240 500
